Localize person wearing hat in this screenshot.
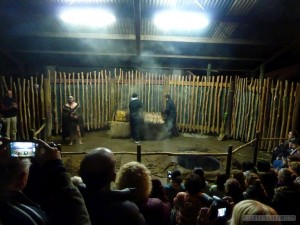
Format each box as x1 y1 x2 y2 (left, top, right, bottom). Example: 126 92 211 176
129 93 144 144
163 94 178 137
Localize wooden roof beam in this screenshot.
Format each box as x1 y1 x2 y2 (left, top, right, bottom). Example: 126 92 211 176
22 32 283 46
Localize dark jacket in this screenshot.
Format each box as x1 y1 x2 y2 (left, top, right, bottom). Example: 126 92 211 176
243 184 269 205
272 184 300 218
0 191 49 225
1 96 18 118
129 98 143 119
164 99 176 118
137 197 171 225
79 187 145 225
164 183 185 206
24 160 91 225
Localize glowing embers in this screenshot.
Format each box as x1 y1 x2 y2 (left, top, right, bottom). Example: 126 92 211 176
60 8 116 28
154 10 209 31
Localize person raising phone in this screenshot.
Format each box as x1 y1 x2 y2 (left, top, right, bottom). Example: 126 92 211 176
0 138 91 225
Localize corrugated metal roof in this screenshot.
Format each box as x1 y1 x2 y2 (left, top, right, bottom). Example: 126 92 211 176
0 0 299 76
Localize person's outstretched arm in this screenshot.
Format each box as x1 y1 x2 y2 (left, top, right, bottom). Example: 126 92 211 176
24 139 91 225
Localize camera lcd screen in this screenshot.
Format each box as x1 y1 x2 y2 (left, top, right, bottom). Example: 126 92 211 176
10 142 38 158
218 208 226 217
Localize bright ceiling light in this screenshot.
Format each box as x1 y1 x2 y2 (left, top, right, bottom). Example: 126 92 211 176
60 8 115 27
154 10 209 30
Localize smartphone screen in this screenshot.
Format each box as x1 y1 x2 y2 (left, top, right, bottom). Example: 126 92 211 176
9 141 38 158
218 207 226 217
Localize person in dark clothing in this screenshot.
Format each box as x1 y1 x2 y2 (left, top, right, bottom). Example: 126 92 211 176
79 147 145 225
224 178 244 204
0 137 91 225
163 94 178 137
243 173 269 205
164 169 185 207
174 173 213 225
0 150 49 225
62 95 84 145
271 130 296 162
129 93 144 144
1 90 18 140
150 179 171 204
272 168 300 225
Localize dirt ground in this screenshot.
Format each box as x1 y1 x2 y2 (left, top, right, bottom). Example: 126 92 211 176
49 130 272 184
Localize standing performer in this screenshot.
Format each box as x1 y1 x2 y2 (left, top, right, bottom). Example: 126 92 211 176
129 93 144 144
164 94 178 137
1 90 18 140
62 95 84 145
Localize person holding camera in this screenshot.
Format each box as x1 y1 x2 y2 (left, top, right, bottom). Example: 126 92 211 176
1 90 18 140
0 137 91 225
164 169 185 207
0 143 49 225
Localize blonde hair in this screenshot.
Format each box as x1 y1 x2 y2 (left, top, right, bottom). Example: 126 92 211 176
116 161 152 203
230 200 281 225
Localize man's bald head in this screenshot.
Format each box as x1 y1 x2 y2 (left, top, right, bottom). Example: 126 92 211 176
79 148 116 190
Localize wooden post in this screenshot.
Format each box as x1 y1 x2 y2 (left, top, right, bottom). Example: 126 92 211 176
137 144 141 163
207 63 211 76
292 83 300 133
41 118 46 141
226 145 233 178
253 132 260 165
23 79 29 139
30 77 36 131
29 129 35 140
17 78 25 139
259 64 265 79
110 74 116 121
163 75 170 99
44 78 52 139
226 81 234 137
286 82 294 138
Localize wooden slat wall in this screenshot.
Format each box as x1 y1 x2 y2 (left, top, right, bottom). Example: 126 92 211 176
230 78 298 152
53 72 110 131
0 76 44 140
0 71 299 152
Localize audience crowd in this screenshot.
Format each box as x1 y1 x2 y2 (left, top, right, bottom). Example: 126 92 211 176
1 134 300 225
